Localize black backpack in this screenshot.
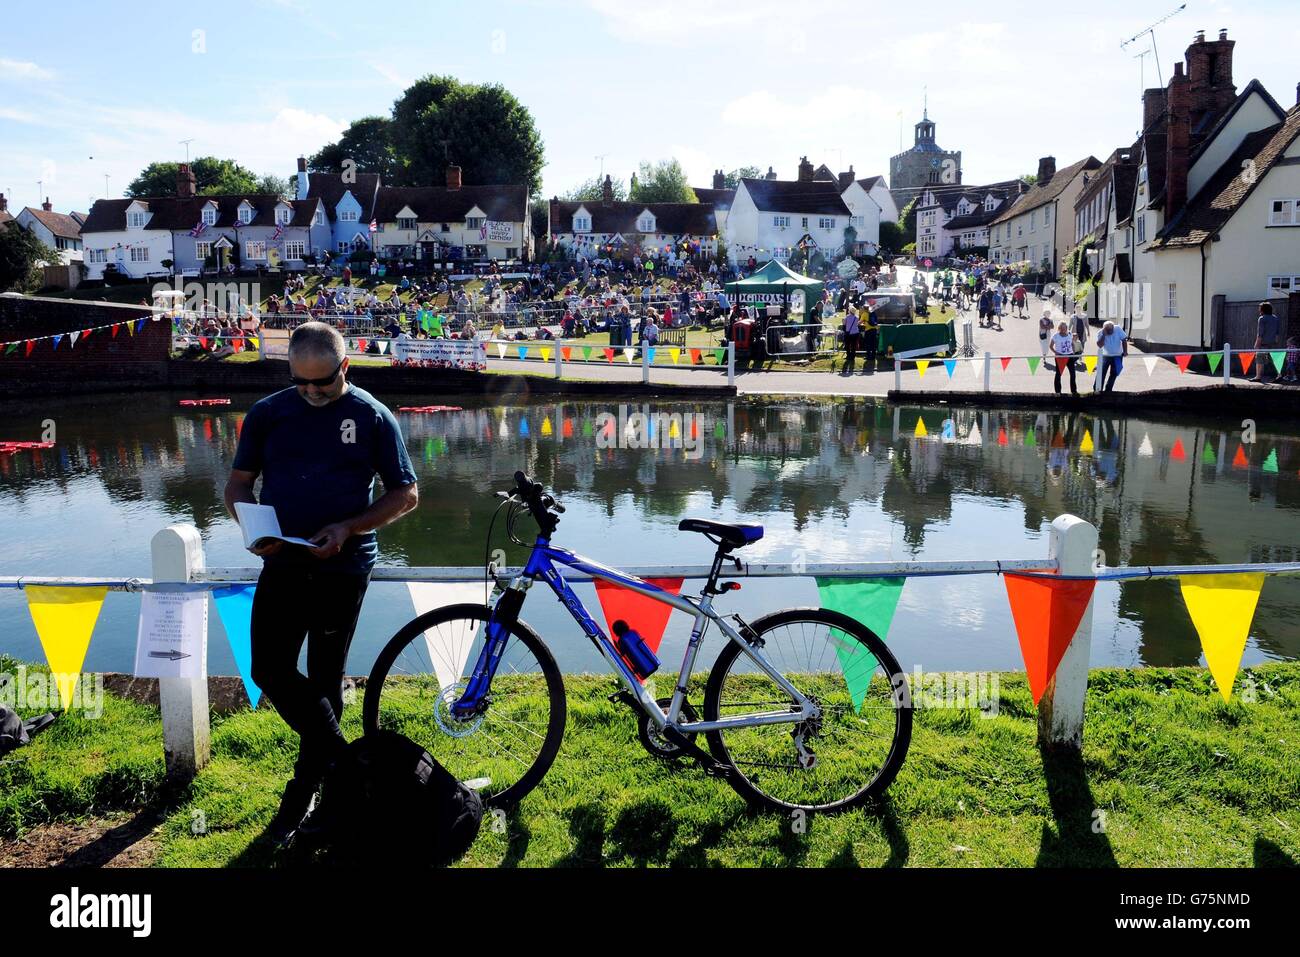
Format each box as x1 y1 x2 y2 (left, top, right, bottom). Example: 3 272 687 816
0 705 57 757
322 729 483 867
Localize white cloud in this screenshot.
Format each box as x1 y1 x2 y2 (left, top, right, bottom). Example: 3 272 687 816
722 86 896 135
0 107 37 123
0 58 54 81
368 61 408 88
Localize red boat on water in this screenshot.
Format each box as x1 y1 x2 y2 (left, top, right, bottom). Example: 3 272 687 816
0 441 56 450
179 399 232 407
397 405 464 413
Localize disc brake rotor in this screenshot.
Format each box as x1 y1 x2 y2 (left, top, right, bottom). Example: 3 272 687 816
433 681 486 738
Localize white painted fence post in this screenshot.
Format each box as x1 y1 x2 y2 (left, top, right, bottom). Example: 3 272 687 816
555 341 564 378
727 341 735 387
1037 514 1099 753
983 350 992 392
151 525 211 780
894 357 902 392
641 343 650 384
258 329 268 361
1223 343 1231 385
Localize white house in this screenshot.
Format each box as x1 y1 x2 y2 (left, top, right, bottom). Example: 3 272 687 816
549 178 717 260
989 155 1101 274
914 180 1023 259
371 167 531 263
725 160 854 265
14 199 85 264
298 156 382 256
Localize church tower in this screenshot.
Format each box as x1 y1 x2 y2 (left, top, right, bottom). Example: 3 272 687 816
889 98 963 211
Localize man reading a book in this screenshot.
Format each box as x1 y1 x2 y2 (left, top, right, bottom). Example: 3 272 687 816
224 321 419 847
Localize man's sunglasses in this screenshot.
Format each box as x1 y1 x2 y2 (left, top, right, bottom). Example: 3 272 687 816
289 359 344 387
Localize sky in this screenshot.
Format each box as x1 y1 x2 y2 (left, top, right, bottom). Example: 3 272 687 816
2 0 1297 215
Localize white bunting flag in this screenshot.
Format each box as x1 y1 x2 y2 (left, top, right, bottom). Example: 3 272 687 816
406 582 491 691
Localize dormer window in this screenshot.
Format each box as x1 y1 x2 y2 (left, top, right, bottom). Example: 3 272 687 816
128 210 147 228
313 210 324 225
574 214 591 233
201 205 217 226
637 212 655 233
238 204 253 225
398 216 417 230
275 205 291 225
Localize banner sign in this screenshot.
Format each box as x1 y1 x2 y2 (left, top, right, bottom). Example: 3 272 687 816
733 290 807 312
391 337 486 371
486 221 515 244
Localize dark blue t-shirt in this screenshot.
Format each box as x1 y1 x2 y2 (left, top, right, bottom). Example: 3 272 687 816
232 385 416 573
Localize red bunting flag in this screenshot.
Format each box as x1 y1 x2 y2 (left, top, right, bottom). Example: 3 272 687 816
1171 438 1186 461
111 324 120 338
1233 444 1249 468
689 348 702 365
603 348 614 362
198 337 209 350
1003 573 1096 705
1000 356 1012 371
562 418 573 438
25 340 34 357
1055 357 1068 371
1175 354 1191 373
593 577 684 684
357 338 368 352
998 427 1008 446
81 328 91 339
1238 352 1255 374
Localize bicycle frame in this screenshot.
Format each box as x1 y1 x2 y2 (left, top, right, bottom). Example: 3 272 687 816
452 537 816 734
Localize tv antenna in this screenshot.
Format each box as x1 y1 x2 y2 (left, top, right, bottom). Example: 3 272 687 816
1133 47 1152 100
179 139 194 162
595 154 608 179
1120 3 1186 88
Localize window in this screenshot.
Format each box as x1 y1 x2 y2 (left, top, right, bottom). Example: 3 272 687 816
851 215 864 228
313 210 324 226
441 223 451 232
245 241 266 260
1136 214 1147 244
238 206 253 225
819 217 835 230
1269 199 1299 226
201 207 217 226
275 207 291 225
1268 276 1300 295
397 217 417 230
638 216 654 232
337 241 349 253
1124 230 1131 249
284 240 305 260
1017 222 1023 237
87 249 107 264
1030 210 1037 230
55 237 68 250
773 216 790 228
195 241 212 261
339 210 358 222
128 210 146 228
801 217 808 229
1166 283 1178 316
1139 165 1148 184
466 216 486 229
1044 206 1051 225
130 246 149 262
573 216 590 232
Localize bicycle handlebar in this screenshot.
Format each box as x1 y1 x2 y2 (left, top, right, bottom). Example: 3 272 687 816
509 471 563 535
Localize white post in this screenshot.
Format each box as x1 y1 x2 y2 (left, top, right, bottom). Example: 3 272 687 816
1223 343 1231 385
258 329 268 361
1037 514 1099 753
641 343 650 384
727 340 735 386
150 525 211 780
983 350 992 392
555 341 564 378
894 357 902 392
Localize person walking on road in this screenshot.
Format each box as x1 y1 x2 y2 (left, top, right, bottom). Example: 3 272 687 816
1051 321 1079 396
1096 320 1128 392
1254 301 1281 382
1038 310 1053 359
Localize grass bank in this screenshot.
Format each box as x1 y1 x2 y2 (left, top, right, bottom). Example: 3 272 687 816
2 654 1297 867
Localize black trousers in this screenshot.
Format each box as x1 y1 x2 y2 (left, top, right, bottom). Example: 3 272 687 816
1053 357 1078 394
864 328 878 362
250 563 371 787
844 332 860 365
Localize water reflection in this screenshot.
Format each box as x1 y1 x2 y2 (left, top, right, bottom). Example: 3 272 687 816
1 392 1297 674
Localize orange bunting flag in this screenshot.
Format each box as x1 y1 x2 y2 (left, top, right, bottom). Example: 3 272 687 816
1003 573 1096 705
1238 351 1255 374
1171 438 1186 461
593 577 684 684
689 348 702 365
603 348 615 363
1233 444 1249 468
1175 354 1191 373
561 346 572 361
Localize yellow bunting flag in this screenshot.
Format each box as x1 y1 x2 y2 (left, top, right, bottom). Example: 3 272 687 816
1083 355 1097 375
24 585 108 709
669 347 681 364
1179 573 1265 701
541 416 553 436
540 348 552 363
914 417 928 438
1080 429 1094 454
916 359 930 378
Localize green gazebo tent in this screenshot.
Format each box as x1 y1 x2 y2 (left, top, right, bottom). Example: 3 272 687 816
725 260 824 316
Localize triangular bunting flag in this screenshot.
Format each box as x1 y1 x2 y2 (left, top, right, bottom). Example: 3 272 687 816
605 348 616 363
914 417 928 438
52 334 63 350
5 342 18 356
1179 573 1265 701
69 331 81 348
357 338 368 353
540 347 552 363
517 345 528 359
25 340 34 357
1024 429 1037 448
1027 356 1041 375
997 427 1008 446
1003 574 1096 705
561 346 572 361
212 585 262 708
1233 445 1249 468
943 359 956 378
968 358 982 377
1207 352 1222 374
647 347 657 364
593 577 684 684
1175 354 1191 373
1138 433 1154 457
582 346 593 361
1171 438 1187 461
670 347 681 364
1055 357 1069 371
24 585 107 709
1263 449 1279 473
496 342 506 359
1271 351 1287 375
623 348 635 363
1080 429 1094 453
111 323 121 338
1083 355 1097 374
1238 351 1255 374
689 348 701 365
407 582 489 691
1140 355 1156 375
541 416 553 437
199 337 209 350
915 359 930 378
1000 356 1012 371
249 336 259 351
1202 444 1217 465
815 577 905 711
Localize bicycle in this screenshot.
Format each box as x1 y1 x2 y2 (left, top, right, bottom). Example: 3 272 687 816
362 472 912 814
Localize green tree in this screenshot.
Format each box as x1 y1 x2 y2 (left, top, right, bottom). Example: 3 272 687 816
529 197 549 242
389 75 544 192
629 159 697 204
561 176 627 202
879 220 905 252
256 174 292 196
899 197 919 245
721 166 762 188
308 116 397 180
126 157 279 197
1019 173 1038 186
0 225 60 292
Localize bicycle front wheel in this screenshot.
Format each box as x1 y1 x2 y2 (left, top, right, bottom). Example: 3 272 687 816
362 603 566 810
702 607 912 814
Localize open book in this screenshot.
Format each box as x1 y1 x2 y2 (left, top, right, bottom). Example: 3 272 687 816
234 502 317 551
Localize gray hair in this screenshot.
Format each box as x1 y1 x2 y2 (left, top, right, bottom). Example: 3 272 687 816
288 321 345 363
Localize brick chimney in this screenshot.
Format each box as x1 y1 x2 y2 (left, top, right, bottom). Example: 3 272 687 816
1142 87 1167 131
0 193 6 213
797 156 814 182
765 166 777 180
601 174 613 206
712 169 725 190
1165 61 1192 218
1184 28 1236 128
1037 156 1056 184
176 163 197 198
838 164 855 190
446 164 462 190
42 197 52 211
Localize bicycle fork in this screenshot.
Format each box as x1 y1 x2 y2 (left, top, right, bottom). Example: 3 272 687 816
451 576 529 719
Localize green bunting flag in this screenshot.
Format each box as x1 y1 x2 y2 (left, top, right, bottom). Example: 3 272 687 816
1271 351 1287 375
582 346 593 362
1207 352 1222 374
4 343 16 356
713 348 725 365
1202 444 1217 465
1027 356 1041 375
814 577 905 712
1024 428 1037 448
1263 449 1279 473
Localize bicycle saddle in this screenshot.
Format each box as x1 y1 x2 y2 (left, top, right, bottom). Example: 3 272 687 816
678 519 764 549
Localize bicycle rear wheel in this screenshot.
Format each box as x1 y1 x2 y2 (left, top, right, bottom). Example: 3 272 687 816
702 607 912 814
362 603 566 810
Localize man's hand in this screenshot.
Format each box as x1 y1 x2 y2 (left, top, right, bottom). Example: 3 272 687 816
308 521 354 559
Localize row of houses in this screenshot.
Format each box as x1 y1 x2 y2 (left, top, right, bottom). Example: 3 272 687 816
0 193 87 263
73 159 532 282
